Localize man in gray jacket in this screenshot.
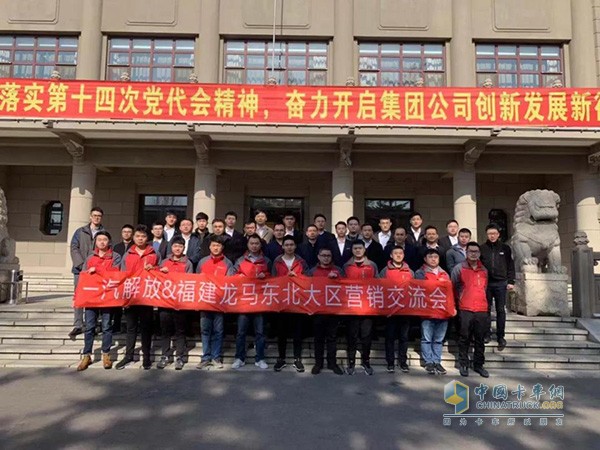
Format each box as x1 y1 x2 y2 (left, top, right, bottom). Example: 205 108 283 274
69 206 105 338
445 228 472 274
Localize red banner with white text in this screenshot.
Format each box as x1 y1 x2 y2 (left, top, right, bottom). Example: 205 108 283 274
74 271 456 319
0 78 599 127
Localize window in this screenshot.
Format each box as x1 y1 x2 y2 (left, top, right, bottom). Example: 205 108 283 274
475 44 564 88
138 195 188 227
364 199 414 232
224 41 328 85
250 197 304 230
358 43 445 87
107 38 195 82
0 36 78 79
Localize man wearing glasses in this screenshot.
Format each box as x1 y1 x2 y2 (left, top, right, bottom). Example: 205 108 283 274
451 242 490 378
69 207 105 338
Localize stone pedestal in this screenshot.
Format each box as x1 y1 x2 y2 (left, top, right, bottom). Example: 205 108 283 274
513 272 569 317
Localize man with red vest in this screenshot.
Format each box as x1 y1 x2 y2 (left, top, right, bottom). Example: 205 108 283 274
380 246 414 374
343 240 379 375
76 231 121 371
231 235 271 370
451 242 490 378
308 247 344 375
115 224 160 370
415 249 451 375
197 235 234 370
156 236 193 371
272 236 309 373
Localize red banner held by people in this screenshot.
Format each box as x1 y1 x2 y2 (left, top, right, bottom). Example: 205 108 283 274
74 271 456 319
0 78 599 127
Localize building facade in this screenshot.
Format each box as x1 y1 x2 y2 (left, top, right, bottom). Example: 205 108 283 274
0 0 598 275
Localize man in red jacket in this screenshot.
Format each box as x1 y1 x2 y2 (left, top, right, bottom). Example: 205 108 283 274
197 235 234 370
231 235 271 370
415 249 451 375
451 242 490 378
380 246 414 373
115 225 160 370
309 247 344 375
272 236 309 373
76 231 121 371
343 240 379 375
156 236 193 371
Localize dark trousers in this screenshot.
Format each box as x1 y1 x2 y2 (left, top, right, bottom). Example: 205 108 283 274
486 281 508 340
346 317 373 364
313 315 339 366
112 308 123 332
159 308 187 358
384 316 410 365
276 313 303 360
125 306 154 361
458 310 488 368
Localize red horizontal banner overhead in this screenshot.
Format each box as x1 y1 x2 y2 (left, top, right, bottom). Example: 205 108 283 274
74 271 456 319
0 78 599 127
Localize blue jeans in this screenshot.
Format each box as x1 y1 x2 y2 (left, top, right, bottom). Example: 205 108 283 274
235 314 265 362
83 308 113 355
421 319 448 364
201 312 224 361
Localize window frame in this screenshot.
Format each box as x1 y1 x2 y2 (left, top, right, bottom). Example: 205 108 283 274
357 42 447 87
224 40 328 86
475 43 564 88
106 37 195 83
364 198 415 232
0 35 78 79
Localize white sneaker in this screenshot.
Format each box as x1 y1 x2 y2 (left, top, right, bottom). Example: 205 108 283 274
231 358 245 369
255 360 268 370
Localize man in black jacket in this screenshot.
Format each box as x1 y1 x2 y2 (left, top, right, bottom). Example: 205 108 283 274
360 223 385 270
479 223 515 351
113 224 134 257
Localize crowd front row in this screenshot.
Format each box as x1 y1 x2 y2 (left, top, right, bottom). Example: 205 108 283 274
75 214 516 379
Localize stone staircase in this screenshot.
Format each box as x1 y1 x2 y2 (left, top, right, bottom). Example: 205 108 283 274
23 274 74 293
0 295 598 370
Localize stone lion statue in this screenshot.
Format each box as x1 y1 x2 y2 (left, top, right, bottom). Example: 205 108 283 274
510 189 563 274
0 188 18 265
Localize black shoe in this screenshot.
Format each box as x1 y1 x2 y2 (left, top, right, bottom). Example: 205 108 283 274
115 357 134 370
142 359 152 370
328 363 343 375
361 361 374 376
425 363 436 375
386 364 395 373
474 366 489 378
68 327 82 338
274 359 286 372
293 359 305 373
459 365 469 377
484 335 491 344
311 363 323 375
346 363 356 375
497 338 507 352
434 363 447 375
399 362 409 373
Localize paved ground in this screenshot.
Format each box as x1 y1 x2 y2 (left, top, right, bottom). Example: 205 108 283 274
0 367 598 450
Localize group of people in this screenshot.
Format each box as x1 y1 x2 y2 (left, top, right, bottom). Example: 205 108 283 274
70 207 515 378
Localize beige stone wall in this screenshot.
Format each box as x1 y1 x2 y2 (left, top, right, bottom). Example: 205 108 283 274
6 166 71 273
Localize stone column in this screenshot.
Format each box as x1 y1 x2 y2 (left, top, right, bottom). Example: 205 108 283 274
332 168 353 231
64 161 96 272
192 136 216 222
77 0 103 80
450 0 476 86
453 169 478 241
332 0 354 84
197 0 221 83
573 171 600 253
570 0 597 86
